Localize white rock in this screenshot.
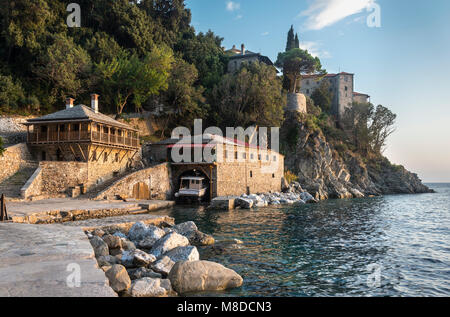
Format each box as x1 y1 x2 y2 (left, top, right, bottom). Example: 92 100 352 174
172 221 198 240
236 197 253 209
128 278 174 297
150 232 189 259
136 225 166 249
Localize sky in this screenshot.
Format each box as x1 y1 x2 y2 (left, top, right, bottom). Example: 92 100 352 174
185 0 450 183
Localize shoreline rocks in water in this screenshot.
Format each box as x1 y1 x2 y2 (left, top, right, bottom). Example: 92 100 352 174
86 221 242 297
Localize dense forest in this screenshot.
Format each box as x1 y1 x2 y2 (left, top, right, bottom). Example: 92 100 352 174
0 0 397 159
0 0 285 131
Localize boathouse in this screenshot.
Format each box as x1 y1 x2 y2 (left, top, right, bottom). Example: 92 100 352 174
149 134 284 199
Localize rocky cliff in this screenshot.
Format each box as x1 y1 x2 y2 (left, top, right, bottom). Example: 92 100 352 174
283 120 433 200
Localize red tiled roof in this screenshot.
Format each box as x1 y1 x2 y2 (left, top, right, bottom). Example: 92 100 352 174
302 72 354 79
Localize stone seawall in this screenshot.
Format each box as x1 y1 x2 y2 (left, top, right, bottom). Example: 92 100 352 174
0 143 35 183
40 161 89 196
94 163 173 201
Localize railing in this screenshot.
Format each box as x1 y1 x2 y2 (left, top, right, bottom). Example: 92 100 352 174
29 131 139 148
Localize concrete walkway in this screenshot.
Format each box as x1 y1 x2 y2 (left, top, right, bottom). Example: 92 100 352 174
7 198 138 217
0 223 116 297
6 198 175 224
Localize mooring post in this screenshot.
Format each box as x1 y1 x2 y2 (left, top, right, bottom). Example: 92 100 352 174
0 194 8 221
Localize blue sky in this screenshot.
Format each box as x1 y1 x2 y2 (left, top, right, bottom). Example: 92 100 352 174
186 0 450 182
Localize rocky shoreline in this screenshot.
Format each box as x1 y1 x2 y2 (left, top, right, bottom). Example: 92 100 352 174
86 220 243 297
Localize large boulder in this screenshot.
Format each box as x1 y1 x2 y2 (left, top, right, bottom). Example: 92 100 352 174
300 192 318 204
169 261 243 294
172 222 198 240
90 236 109 257
128 267 162 280
105 265 131 293
136 226 166 249
128 278 175 297
150 232 189 259
102 234 122 250
97 255 119 267
236 197 253 209
152 246 200 275
128 222 148 241
120 249 156 268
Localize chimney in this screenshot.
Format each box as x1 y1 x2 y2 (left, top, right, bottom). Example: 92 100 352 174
66 98 74 109
91 94 99 113
232 44 236 50
241 44 246 55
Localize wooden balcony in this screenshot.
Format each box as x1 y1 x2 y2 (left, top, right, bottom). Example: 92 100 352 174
28 131 140 150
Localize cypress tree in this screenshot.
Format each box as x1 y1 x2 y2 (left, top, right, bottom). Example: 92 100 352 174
295 33 300 49
285 25 295 51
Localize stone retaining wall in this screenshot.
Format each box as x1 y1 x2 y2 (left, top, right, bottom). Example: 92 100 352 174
0 143 35 183
94 163 173 200
40 161 89 196
20 167 42 199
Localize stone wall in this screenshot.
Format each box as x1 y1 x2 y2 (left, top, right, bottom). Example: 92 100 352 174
39 161 89 195
94 163 173 200
0 143 35 183
215 152 284 197
286 93 307 113
0 116 30 145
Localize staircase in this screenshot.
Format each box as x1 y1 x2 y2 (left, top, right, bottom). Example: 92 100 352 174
0 164 38 199
82 171 133 199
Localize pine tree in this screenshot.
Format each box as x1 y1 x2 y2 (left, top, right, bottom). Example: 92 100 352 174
285 25 295 52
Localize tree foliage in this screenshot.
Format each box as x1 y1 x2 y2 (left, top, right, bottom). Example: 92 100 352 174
96 47 174 114
210 62 285 129
275 48 325 93
311 81 333 114
342 103 396 154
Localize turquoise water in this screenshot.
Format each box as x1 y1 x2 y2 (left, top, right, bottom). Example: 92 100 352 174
161 184 450 297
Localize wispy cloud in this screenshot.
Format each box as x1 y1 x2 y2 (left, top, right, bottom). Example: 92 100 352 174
226 1 240 12
300 41 331 58
235 15 243 20
300 0 375 30
261 32 269 36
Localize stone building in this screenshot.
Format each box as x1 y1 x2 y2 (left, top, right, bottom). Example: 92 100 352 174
23 95 141 192
149 134 284 199
226 44 276 73
300 72 369 121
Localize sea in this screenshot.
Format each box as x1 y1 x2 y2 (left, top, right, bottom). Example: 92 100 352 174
160 183 450 297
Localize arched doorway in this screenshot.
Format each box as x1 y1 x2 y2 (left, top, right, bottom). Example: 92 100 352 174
132 182 150 200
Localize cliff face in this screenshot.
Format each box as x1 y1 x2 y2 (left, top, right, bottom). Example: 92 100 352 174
284 122 433 200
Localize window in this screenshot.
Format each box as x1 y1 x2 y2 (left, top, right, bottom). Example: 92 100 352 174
224 150 228 159
250 171 253 178
266 155 269 161
251 153 254 160
345 86 348 91
258 154 261 160
104 152 108 163
41 151 46 161
242 153 247 159
115 153 119 162
272 174 275 178
235 152 238 160
41 126 47 133
92 151 97 161
273 155 277 161
306 80 310 85
306 89 310 94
